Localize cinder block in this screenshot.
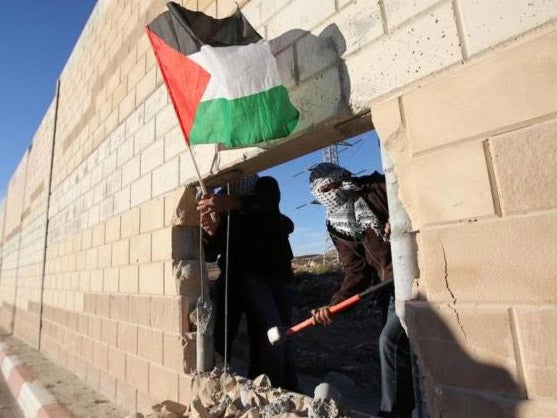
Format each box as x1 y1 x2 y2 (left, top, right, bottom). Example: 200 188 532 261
128 55 147 91
144 85 169 123
398 141 494 227
432 385 520 418
102 152 118 180
514 306 557 399
119 90 137 123
120 265 139 294
122 155 140 187
98 244 113 268
371 97 402 148
148 363 179 402
404 31 557 153
217 0 236 18
406 301 523 397
152 227 172 261
164 188 188 227
163 332 185 373
460 0 557 56
163 126 184 163
129 295 151 326
105 170 122 197
202 1 217 17
153 158 180 197
116 378 137 410
108 346 127 381
126 354 149 393
103 266 119 292
420 212 557 303
125 105 145 139
178 373 195 406
141 139 164 176
266 0 336 49
313 0 383 65
108 124 126 156
97 294 111 318
136 67 158 106
383 0 439 30
489 117 557 215
88 205 100 228
155 105 179 139
130 174 152 208
117 322 138 354
121 207 140 237
275 46 296 89
139 262 165 295
241 0 263 29
105 216 121 243
94 341 109 370
117 137 134 167
86 362 101 389
101 319 118 346
82 336 95 360
346 1 461 106
151 296 181 333
289 65 343 132
92 223 106 247
109 294 129 322
90 269 104 292
130 233 152 264
112 81 128 109
140 198 164 233
112 239 130 267
114 186 131 215
138 326 164 363
134 119 156 155
100 197 115 222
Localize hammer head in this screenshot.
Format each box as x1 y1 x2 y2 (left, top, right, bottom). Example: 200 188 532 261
267 326 286 345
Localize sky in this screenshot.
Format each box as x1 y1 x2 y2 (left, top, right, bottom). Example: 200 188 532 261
0 1 384 256
0 1 97 200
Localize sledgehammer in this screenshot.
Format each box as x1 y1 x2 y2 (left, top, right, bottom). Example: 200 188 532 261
267 279 394 345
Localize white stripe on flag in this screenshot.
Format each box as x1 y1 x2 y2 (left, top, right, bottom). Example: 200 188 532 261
189 40 282 101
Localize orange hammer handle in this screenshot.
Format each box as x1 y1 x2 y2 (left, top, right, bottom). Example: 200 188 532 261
285 294 362 337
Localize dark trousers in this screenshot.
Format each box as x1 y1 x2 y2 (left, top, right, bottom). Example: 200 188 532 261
379 297 415 418
239 272 298 391
213 276 243 360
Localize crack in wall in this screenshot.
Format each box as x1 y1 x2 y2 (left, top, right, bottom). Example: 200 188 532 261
440 239 467 341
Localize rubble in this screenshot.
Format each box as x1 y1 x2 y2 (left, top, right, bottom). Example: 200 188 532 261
136 368 353 418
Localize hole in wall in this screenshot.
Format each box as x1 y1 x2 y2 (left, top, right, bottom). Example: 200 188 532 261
204 130 388 412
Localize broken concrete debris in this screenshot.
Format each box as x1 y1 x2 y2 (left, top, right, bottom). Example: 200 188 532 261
130 369 353 417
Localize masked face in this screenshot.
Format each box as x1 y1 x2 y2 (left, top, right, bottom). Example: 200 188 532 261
310 165 354 213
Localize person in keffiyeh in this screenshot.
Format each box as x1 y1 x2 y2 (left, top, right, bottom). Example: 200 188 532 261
309 162 414 418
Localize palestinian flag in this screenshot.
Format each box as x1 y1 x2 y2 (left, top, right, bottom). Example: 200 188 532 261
146 2 299 148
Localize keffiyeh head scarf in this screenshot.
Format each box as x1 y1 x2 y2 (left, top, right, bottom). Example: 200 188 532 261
309 163 387 241
227 173 259 194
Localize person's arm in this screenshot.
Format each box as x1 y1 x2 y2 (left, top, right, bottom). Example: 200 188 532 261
311 232 375 326
329 234 375 305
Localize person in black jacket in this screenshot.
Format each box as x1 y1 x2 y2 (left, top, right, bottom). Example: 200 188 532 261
308 162 414 418
198 175 297 390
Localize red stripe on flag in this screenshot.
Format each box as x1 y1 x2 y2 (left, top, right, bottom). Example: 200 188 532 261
146 28 211 142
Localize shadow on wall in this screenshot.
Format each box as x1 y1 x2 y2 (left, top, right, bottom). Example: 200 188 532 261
406 303 525 418
269 24 353 130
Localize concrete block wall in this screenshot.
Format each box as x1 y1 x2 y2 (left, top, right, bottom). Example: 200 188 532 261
0 0 555 415
372 26 557 417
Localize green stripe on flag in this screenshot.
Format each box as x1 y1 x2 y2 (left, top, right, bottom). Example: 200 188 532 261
189 85 299 148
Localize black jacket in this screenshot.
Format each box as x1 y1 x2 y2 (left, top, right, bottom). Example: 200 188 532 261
204 177 294 281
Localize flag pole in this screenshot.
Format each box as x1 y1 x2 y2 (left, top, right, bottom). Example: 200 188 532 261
185 141 210 196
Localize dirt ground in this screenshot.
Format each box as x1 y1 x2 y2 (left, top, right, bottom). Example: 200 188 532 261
224 257 388 416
